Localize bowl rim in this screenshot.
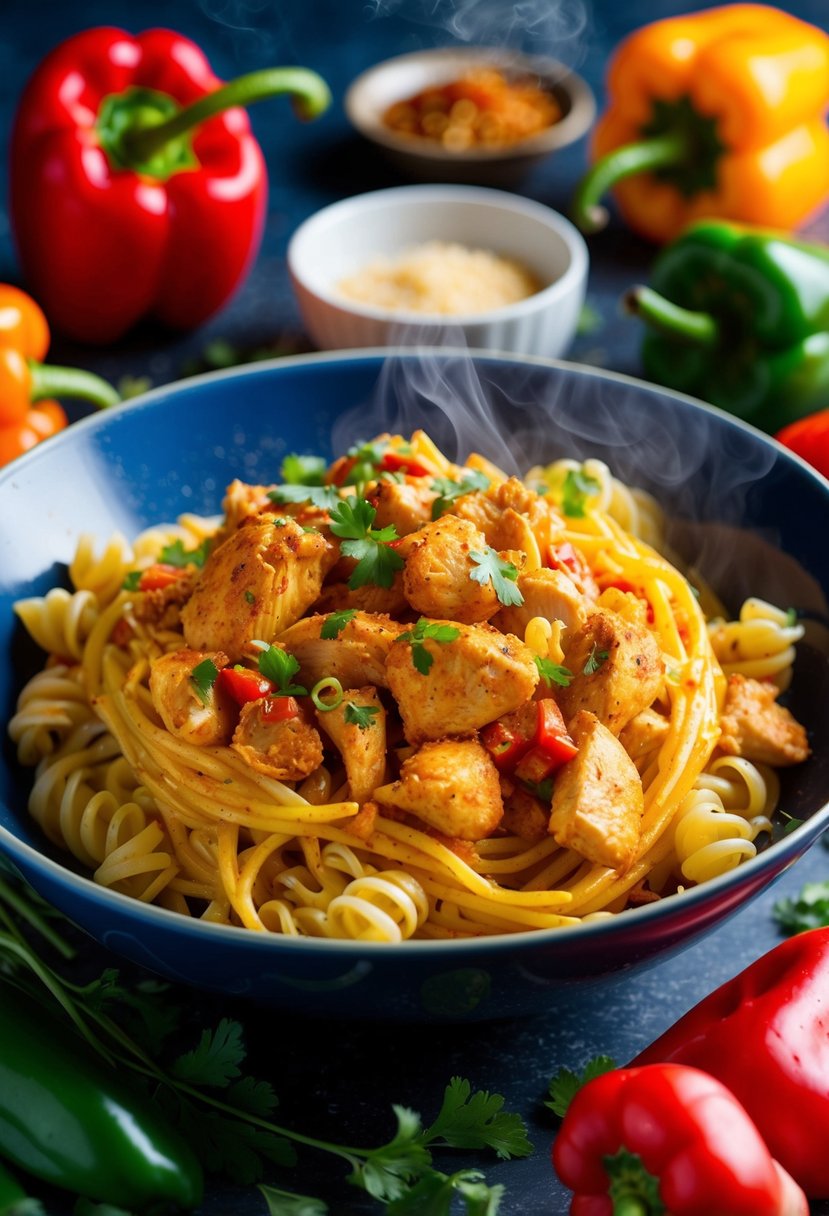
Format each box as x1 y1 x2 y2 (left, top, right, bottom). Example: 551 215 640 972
2 347 828 958
286 184 590 326
344 45 596 162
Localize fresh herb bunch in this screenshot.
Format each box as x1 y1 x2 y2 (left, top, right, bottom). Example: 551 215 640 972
0 870 532 1215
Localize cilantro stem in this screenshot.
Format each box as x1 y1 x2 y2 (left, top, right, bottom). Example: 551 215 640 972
0 878 76 959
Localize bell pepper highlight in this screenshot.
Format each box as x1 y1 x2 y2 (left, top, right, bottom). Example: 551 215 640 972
776 410 829 480
10 28 330 343
634 927 829 1198
261 695 300 723
552 1063 808 1216
482 700 576 777
571 5 829 243
379 451 432 478
624 221 829 433
218 666 274 706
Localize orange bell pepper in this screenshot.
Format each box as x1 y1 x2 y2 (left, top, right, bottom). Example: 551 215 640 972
572 4 829 244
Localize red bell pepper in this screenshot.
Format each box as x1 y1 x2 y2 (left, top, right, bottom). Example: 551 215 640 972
217 666 274 707
634 927 829 1198
776 410 829 481
378 451 432 478
482 699 577 776
552 1063 808 1216
10 28 330 344
261 695 300 724
137 563 188 593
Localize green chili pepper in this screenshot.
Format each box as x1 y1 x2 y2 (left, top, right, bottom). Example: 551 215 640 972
624 220 829 433
0 1157 43 1216
0 986 203 1214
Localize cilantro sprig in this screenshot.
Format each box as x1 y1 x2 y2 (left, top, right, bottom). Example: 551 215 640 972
534 656 572 689
268 484 341 512
561 468 600 519
397 619 461 676
469 548 523 608
158 538 212 569
256 645 307 696
280 453 328 486
545 1056 616 1117
344 702 380 731
320 609 358 640
430 470 490 520
328 497 404 590
190 658 219 704
774 881 829 935
583 645 609 675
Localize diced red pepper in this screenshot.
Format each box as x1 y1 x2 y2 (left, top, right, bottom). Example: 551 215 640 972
138 564 187 592
379 451 431 478
601 576 656 624
535 699 578 764
481 701 538 771
261 695 300 723
217 666 273 706
482 700 577 776
514 745 563 785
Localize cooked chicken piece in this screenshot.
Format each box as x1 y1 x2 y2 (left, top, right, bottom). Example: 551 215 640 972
131 570 196 628
181 516 336 658
547 541 600 601
619 707 671 765
557 607 663 736
385 620 538 743
402 514 500 624
501 784 549 842
232 701 323 781
718 673 810 766
494 567 588 638
374 737 503 840
549 709 645 871
312 579 410 619
370 477 437 536
451 476 563 561
149 648 234 746
315 686 386 804
221 479 274 533
277 611 407 690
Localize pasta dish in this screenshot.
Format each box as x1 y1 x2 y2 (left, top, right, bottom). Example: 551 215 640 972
8 431 810 942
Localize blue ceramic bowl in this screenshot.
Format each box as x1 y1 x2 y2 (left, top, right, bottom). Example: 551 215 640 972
2 350 828 1021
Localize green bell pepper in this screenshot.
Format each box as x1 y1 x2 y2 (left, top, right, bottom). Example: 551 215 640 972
0 1158 42 1216
624 220 829 433
0 985 203 1213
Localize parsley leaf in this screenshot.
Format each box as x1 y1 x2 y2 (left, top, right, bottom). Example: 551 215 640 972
260 1185 329 1216
344 702 380 730
583 645 609 675
534 656 572 688
469 549 523 608
397 619 461 676
430 470 491 520
320 609 358 639
774 881 829 935
424 1077 533 1160
268 484 341 512
172 1018 245 1087
349 1105 431 1201
122 570 142 591
190 658 219 705
386 1168 504 1215
343 440 387 486
545 1056 616 1117
256 646 307 696
158 538 211 569
280 453 327 486
561 468 600 518
329 497 404 590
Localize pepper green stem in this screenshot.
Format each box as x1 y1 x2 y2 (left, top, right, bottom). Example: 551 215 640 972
624 285 721 347
29 360 120 410
612 1200 649 1216
122 67 331 165
571 133 689 234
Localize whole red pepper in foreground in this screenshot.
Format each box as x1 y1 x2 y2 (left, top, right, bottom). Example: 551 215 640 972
10 28 330 344
553 1063 807 1216
634 927 829 1198
776 411 829 481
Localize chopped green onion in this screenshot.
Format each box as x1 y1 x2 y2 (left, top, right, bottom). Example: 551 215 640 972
311 676 344 712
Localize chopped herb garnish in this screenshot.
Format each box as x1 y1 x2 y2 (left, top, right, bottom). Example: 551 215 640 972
774 881 829 935
244 590 256 605
268 483 341 512
561 468 600 518
430 470 490 520
256 646 307 697
273 517 288 528
320 609 358 639
328 496 404 590
159 538 211 569
546 1056 617 1117
122 570 142 591
190 658 219 704
469 548 523 608
583 645 609 675
397 618 461 676
342 440 387 486
534 656 572 688
785 607 798 627
280 453 327 486
344 702 380 731
524 777 554 802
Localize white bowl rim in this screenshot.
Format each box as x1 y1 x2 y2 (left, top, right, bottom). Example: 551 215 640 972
344 44 596 163
2 346 827 959
286 183 590 326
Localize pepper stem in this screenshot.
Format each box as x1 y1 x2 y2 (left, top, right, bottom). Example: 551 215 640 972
623 285 720 347
29 361 121 410
612 1201 649 1216
121 67 331 164
571 133 689 234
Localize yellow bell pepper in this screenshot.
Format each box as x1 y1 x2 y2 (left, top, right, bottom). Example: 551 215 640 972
572 4 829 244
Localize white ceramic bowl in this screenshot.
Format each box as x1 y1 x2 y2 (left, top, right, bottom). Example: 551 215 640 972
344 46 595 187
287 184 589 358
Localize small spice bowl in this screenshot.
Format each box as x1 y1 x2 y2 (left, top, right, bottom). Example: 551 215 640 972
287 184 589 358
344 46 595 187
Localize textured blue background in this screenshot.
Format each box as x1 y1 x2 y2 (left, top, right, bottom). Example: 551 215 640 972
1 2 829 1212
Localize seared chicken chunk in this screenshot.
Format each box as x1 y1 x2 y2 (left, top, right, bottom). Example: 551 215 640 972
149 649 234 746
232 701 323 781
312 579 410 619
182 516 335 657
131 569 196 629
452 476 563 560
277 611 407 690
375 737 503 840
315 686 386 804
220 479 274 534
494 567 588 638
370 477 437 536
549 710 644 871
501 783 550 842
385 620 538 743
557 607 663 736
619 707 671 766
718 674 810 766
403 514 500 624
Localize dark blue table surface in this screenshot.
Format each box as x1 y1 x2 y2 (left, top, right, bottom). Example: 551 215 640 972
2 2 829 1212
